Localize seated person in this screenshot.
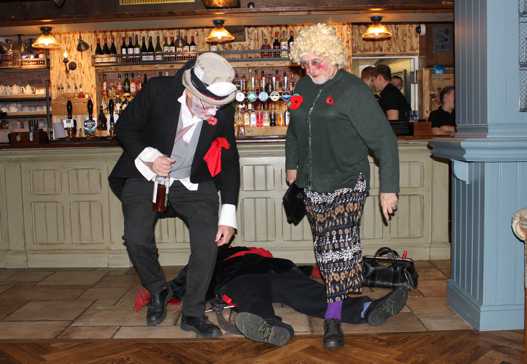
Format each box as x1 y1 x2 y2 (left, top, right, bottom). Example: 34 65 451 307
165 245 408 347
429 86 455 136
391 75 403 90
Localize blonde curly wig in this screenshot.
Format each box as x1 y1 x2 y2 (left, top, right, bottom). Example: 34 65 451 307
289 23 347 68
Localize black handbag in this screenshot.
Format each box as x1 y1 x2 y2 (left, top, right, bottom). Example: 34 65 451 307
282 183 306 225
362 247 419 289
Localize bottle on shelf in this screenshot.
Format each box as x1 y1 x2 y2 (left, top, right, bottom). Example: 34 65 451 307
189 34 197 58
260 39 271 58
123 73 131 95
147 36 155 61
108 98 116 136
162 36 170 61
288 31 295 56
95 38 103 62
183 35 190 60
109 37 117 62
140 36 148 62
130 72 137 95
121 37 128 63
280 30 289 58
272 32 281 58
127 36 134 63
155 35 163 62
133 35 141 63
96 101 108 137
102 37 110 63
169 35 176 61
175 31 184 60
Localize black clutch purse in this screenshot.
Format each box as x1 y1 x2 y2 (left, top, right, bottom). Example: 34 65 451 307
362 247 419 289
282 183 306 225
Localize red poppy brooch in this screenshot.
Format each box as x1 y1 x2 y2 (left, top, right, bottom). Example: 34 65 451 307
207 116 218 126
326 96 335 105
288 95 304 110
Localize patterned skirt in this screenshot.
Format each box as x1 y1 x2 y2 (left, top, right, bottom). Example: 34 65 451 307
304 175 368 303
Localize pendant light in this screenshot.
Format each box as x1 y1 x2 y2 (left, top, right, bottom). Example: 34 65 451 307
32 26 61 49
206 19 235 43
361 16 392 41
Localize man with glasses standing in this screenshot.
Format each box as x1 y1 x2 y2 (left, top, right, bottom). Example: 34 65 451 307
109 53 240 337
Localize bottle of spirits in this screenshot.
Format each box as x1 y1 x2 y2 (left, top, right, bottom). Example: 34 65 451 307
130 72 137 95
121 37 128 63
272 32 280 58
280 30 289 58
134 35 141 63
110 37 117 62
95 38 103 63
189 35 197 58
147 36 155 61
162 36 170 61
140 36 148 62
169 36 176 61
288 31 295 55
108 98 116 136
97 102 108 136
260 39 271 58
155 35 163 61
123 73 131 95
183 35 190 60
175 31 184 60
127 36 134 62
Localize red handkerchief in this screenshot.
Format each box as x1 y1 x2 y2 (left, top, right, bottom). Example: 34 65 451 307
203 137 231 177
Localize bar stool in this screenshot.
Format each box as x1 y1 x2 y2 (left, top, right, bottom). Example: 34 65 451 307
512 208 527 349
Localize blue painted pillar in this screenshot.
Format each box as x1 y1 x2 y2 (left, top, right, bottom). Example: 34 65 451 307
430 0 527 330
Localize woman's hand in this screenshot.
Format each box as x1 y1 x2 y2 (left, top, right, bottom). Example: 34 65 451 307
380 192 398 222
286 169 297 185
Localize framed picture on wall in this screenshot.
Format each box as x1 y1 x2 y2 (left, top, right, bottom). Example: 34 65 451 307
432 24 453 53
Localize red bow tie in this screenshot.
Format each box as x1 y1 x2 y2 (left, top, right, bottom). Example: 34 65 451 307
203 137 231 177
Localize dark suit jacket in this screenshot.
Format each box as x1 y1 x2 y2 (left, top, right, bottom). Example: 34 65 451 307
108 61 240 207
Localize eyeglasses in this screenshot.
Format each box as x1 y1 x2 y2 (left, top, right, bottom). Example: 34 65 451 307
299 58 324 70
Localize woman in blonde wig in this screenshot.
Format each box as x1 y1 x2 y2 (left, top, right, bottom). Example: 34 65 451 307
286 23 407 349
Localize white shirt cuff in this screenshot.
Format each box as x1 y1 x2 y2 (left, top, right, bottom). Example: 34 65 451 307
218 204 237 230
134 147 164 181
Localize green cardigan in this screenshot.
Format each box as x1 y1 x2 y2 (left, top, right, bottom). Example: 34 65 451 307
285 69 400 193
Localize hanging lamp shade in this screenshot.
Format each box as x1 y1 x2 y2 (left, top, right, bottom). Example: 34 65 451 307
32 26 61 49
206 19 235 43
361 16 392 41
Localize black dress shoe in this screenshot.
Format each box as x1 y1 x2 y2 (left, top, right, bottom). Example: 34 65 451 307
146 286 172 327
366 286 408 326
323 319 344 350
234 312 292 346
181 315 222 338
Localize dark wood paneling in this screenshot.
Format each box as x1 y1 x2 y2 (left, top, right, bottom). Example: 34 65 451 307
419 23 455 67
0 0 453 25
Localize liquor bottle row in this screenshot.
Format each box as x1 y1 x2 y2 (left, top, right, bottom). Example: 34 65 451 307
235 100 290 130
94 33 199 64
233 70 298 104
101 72 149 98
93 29 295 64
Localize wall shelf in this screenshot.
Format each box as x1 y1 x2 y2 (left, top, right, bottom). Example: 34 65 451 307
0 95 49 102
0 111 48 119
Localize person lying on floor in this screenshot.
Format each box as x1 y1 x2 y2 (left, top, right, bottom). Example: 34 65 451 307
135 245 408 346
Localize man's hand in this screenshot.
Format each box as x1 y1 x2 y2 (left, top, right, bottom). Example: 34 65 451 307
152 155 175 176
286 169 297 185
380 192 398 223
215 225 235 246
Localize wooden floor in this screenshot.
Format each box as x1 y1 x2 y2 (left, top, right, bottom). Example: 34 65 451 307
0 331 523 363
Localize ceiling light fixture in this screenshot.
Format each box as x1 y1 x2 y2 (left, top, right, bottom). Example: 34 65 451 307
32 26 61 49
206 19 235 43
361 16 392 41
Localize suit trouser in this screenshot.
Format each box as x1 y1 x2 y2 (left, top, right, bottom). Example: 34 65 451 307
121 178 219 317
219 270 371 324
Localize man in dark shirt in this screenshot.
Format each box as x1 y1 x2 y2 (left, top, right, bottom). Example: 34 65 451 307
429 86 455 136
373 65 412 135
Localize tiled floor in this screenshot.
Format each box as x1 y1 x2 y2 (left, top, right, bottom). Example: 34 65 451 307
0 260 471 339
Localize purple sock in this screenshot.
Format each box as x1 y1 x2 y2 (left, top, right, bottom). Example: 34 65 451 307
324 301 342 320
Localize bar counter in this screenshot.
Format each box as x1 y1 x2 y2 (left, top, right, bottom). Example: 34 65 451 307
0 137 450 268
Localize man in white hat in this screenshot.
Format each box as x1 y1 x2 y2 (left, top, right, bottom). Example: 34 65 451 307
109 52 240 337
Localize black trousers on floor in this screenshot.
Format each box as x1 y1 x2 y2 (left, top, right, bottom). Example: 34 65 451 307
218 269 371 324
121 178 219 317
